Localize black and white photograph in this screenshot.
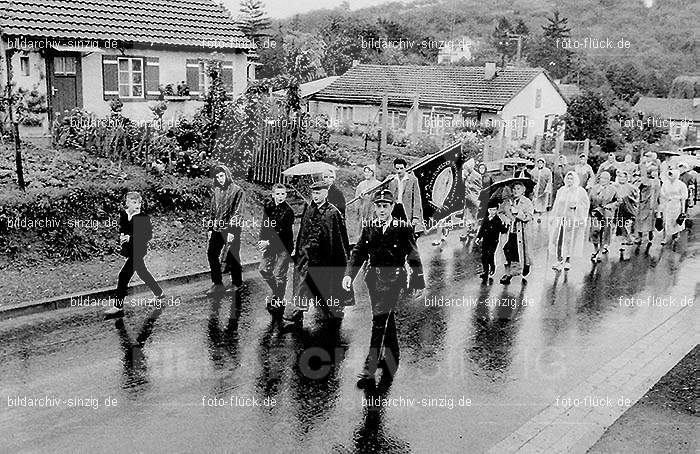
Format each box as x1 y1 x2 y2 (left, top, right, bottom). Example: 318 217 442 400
0 0 697 452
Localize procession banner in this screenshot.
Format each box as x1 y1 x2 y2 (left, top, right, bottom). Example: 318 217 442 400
349 141 476 232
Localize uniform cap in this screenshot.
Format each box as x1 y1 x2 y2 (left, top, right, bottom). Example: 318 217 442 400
309 181 330 190
373 188 394 203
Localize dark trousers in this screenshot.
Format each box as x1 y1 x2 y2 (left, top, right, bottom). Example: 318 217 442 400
259 247 291 300
364 311 399 377
481 246 497 275
115 255 162 307
208 230 242 286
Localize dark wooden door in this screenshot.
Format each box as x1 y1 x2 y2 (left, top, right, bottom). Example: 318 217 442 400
50 56 79 117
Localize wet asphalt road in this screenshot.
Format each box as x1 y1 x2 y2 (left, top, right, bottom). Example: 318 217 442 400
1 213 698 453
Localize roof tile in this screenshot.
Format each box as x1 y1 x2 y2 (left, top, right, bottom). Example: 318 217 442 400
1 0 254 48
310 64 548 110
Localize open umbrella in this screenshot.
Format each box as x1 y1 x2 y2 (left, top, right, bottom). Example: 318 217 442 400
479 176 535 203
669 154 700 169
282 161 337 176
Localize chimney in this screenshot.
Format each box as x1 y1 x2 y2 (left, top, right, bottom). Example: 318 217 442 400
352 59 360 67
484 62 496 80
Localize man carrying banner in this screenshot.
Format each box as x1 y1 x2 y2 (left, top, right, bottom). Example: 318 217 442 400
387 158 425 236
343 188 425 389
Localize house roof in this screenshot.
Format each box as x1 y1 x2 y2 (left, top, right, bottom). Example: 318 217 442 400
0 0 254 49
634 97 700 122
273 76 341 98
557 83 581 101
309 64 559 111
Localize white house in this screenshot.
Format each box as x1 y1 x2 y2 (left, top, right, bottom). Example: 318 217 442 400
437 37 475 64
1 0 255 133
307 63 568 150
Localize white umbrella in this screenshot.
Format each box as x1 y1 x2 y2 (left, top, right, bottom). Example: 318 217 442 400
282 161 337 176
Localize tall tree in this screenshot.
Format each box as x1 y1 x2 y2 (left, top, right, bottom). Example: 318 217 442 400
526 10 573 79
491 17 515 66
604 62 645 102
238 0 271 46
257 27 286 79
542 10 571 41
562 91 610 141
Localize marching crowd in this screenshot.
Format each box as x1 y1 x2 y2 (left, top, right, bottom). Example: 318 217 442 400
103 150 696 388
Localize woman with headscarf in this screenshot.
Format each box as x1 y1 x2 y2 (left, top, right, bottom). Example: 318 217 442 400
659 169 688 247
549 171 590 271
551 154 571 206
634 160 661 248
613 170 639 248
588 171 618 261
531 157 553 223
353 164 380 239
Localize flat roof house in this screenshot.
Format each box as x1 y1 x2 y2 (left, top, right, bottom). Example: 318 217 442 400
1 0 255 133
307 63 568 153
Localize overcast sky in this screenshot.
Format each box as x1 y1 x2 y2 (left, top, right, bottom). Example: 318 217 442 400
223 0 408 19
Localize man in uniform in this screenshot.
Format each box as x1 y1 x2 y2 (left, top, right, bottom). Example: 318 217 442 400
343 189 425 389
284 180 352 328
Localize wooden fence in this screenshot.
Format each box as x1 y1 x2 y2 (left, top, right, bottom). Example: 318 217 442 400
250 116 301 184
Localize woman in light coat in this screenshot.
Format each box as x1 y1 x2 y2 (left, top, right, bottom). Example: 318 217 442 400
549 171 590 270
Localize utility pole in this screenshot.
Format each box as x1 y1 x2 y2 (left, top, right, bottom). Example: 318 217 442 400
508 34 523 66
378 92 388 165
4 48 25 190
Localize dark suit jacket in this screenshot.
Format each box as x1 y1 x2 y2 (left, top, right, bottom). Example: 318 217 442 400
327 184 346 218
345 218 425 306
119 210 153 258
259 198 294 253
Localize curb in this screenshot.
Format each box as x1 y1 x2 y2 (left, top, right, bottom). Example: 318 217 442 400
0 260 260 322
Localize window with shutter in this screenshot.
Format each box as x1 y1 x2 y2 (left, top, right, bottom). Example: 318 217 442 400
102 56 119 100
145 57 160 100
222 61 234 96
186 59 200 98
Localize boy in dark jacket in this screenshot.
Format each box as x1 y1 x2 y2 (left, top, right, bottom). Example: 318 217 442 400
475 197 508 283
207 165 245 294
105 191 163 319
258 183 295 318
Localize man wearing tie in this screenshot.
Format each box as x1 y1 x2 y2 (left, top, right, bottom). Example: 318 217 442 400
343 188 425 389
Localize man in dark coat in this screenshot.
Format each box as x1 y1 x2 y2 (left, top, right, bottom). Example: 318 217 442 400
475 197 508 282
343 188 425 388
283 180 352 327
206 164 245 294
258 183 295 319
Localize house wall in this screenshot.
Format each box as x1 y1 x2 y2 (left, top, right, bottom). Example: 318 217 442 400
499 73 568 146
6 51 47 94
4 46 249 133
3 51 51 130
81 47 248 124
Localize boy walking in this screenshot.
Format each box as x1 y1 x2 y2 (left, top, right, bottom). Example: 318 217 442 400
258 183 295 318
207 165 245 294
105 191 163 319
475 198 508 283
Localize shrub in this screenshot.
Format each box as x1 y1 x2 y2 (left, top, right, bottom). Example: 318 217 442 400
410 135 440 156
